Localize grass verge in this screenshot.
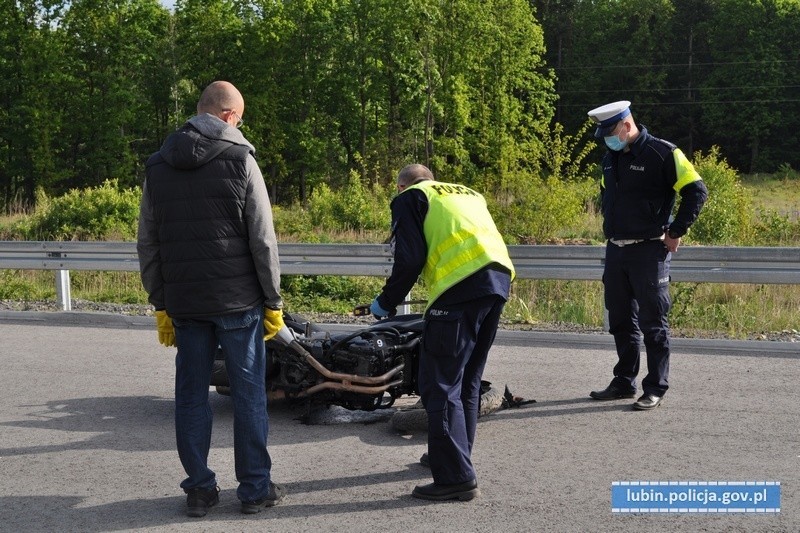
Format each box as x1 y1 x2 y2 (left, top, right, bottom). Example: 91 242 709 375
3 270 797 340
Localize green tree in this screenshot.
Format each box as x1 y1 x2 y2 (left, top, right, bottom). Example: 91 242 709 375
660 0 714 156
550 0 675 135
233 0 556 203
226 0 293 203
265 0 341 203
140 7 182 149
59 0 172 189
697 0 793 173
383 0 555 188
0 0 70 211
538 0 800 173
173 0 245 87
456 0 556 184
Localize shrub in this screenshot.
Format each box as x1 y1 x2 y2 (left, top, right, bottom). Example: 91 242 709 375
689 147 754 244
775 162 799 181
538 120 598 183
491 171 596 243
307 172 393 232
280 275 384 313
0 270 52 299
753 209 800 245
12 179 140 241
272 203 318 242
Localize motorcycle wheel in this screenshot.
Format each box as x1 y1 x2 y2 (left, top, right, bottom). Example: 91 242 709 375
390 384 506 433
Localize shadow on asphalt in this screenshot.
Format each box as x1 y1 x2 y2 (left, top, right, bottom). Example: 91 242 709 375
0 392 428 458
0 395 175 456
0 480 436 532
479 395 649 422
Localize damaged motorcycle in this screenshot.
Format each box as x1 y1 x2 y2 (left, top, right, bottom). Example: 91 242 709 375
210 309 531 428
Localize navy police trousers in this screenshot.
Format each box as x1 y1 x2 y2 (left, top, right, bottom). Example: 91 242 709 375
603 240 672 396
418 294 506 485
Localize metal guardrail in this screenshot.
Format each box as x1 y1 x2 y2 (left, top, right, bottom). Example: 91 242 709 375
1 241 799 310
509 244 800 284
0 241 396 276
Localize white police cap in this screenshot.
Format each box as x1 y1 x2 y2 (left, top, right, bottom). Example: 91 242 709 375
588 100 631 138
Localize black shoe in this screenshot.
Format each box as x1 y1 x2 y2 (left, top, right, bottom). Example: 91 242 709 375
589 384 636 401
186 485 219 518
419 452 430 467
241 483 286 514
412 479 479 502
633 394 663 410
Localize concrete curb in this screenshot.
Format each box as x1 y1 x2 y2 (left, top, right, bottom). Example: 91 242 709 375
495 329 799 357
0 309 155 329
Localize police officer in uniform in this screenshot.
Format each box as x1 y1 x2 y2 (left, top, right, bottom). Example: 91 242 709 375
587 101 708 410
371 164 515 501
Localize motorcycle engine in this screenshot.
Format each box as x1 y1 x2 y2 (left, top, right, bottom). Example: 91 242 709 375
268 329 419 410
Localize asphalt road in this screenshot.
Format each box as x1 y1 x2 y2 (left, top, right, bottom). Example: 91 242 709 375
0 311 797 532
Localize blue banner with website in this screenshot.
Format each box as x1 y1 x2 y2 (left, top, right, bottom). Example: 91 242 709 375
611 481 780 513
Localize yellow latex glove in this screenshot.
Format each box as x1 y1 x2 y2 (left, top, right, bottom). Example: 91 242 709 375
263 307 285 341
155 310 176 347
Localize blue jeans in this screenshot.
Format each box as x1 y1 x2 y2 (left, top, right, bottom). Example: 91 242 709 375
172 306 273 503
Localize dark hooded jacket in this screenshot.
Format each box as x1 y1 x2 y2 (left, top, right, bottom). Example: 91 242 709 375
137 113 282 318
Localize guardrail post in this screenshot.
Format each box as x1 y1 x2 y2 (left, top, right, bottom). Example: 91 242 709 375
47 249 72 311
398 292 412 315
55 269 72 311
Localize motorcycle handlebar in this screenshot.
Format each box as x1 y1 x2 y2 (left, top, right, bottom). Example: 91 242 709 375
352 300 427 316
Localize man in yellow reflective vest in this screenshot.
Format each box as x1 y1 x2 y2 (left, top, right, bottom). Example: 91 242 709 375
370 164 515 502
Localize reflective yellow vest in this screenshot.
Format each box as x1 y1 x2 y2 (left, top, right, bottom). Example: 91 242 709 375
406 181 515 308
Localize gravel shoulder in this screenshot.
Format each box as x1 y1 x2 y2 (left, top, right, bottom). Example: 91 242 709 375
2 299 797 343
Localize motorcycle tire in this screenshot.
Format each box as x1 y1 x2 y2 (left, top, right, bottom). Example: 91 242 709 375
390 384 506 433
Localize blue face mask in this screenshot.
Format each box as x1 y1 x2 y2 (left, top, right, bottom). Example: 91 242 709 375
604 134 628 152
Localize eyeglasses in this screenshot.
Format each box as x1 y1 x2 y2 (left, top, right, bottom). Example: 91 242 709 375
227 109 244 129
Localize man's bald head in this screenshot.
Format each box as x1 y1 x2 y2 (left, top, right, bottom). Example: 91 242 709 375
397 164 434 191
197 81 244 116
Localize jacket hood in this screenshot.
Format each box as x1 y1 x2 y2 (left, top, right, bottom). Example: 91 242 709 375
158 113 255 170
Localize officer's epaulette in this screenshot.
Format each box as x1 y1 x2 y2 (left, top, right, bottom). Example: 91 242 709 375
650 135 677 151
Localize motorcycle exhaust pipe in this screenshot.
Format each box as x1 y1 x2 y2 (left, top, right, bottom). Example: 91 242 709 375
273 325 405 386
303 353 405 386
296 378 405 397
